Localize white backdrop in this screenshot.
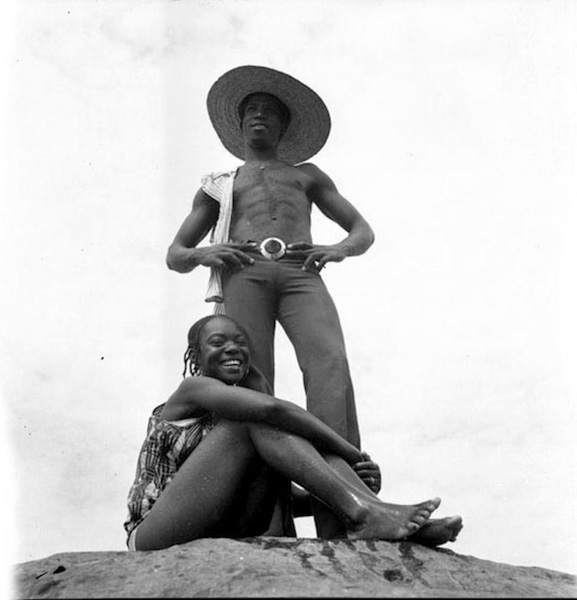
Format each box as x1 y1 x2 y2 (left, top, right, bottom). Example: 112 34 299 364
2 0 576 591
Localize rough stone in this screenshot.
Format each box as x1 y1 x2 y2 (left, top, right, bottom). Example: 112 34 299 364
13 537 577 598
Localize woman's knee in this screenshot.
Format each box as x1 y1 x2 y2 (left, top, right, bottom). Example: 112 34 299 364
215 417 278 441
211 418 251 438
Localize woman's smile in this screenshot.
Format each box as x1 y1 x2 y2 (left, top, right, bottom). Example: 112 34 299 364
198 317 251 384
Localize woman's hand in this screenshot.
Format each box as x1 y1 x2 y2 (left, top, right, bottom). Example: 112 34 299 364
353 451 382 494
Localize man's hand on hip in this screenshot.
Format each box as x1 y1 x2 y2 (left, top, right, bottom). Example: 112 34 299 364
287 242 347 272
193 243 255 270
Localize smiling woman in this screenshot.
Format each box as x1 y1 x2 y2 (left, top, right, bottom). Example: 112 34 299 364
190 315 251 385
123 314 462 552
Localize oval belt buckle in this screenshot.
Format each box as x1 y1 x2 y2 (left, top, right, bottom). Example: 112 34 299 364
260 237 286 260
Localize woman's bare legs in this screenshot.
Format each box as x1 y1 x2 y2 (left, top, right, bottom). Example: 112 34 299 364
219 464 288 538
322 455 462 546
134 420 280 550
135 419 440 550
409 516 463 546
249 426 440 539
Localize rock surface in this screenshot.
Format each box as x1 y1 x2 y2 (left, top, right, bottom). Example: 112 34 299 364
13 537 577 598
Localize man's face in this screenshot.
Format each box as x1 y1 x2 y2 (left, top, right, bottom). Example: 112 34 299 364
240 93 288 149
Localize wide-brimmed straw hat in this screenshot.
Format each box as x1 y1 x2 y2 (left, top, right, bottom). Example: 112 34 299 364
206 65 331 165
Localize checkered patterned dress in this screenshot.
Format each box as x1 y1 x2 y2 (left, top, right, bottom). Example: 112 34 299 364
123 403 214 542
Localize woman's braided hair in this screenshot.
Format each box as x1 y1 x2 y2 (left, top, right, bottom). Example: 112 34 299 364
182 314 251 379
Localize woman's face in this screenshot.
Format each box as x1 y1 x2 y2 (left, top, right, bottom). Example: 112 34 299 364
197 317 250 385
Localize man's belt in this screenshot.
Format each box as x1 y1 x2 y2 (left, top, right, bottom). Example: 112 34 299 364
259 237 287 260
244 237 309 261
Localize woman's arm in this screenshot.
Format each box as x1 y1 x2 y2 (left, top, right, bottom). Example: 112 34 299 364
161 376 363 464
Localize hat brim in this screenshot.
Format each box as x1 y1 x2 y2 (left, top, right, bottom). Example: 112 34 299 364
207 65 331 165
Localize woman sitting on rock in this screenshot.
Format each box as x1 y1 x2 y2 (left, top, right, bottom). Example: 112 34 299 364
124 314 461 551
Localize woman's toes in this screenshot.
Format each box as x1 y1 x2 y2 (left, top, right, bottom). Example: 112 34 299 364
412 513 427 526
406 521 420 534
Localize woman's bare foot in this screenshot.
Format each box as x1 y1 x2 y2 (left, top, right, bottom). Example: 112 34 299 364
408 515 463 546
347 497 441 540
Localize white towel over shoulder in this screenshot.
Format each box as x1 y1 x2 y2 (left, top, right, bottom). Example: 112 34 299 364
200 169 238 308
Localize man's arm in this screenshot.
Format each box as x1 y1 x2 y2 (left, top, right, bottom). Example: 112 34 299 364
291 163 375 271
166 189 254 273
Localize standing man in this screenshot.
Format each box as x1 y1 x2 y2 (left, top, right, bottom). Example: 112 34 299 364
166 65 375 536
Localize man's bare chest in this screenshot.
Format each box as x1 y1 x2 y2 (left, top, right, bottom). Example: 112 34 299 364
232 165 312 214
233 163 310 194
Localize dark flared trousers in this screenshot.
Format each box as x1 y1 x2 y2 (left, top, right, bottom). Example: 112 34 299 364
222 252 360 449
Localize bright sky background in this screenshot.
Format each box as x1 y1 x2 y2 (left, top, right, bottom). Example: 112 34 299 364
2 0 577 591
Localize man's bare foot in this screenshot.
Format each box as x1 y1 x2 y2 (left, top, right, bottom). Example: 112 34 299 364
347 497 441 540
408 515 463 546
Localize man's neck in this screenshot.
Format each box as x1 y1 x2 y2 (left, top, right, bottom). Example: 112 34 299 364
243 146 279 163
